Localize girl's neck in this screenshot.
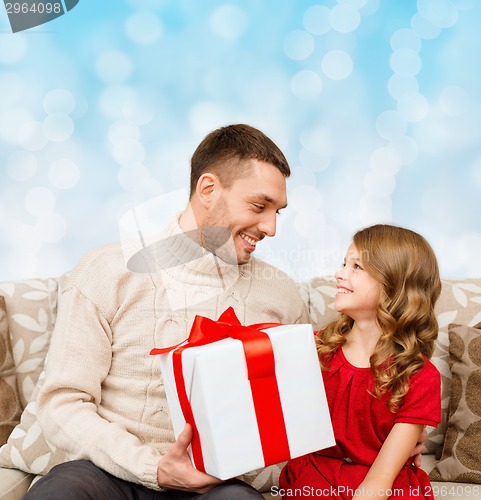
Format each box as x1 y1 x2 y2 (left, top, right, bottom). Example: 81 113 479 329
342 320 382 368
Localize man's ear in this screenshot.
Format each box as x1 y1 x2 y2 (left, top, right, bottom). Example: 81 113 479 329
196 173 219 207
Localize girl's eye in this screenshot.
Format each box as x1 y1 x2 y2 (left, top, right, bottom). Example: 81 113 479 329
354 263 363 270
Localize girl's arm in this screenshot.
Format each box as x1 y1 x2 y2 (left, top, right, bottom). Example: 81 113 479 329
353 423 424 500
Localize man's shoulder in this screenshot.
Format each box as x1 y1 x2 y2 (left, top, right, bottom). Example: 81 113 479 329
68 240 141 291
77 241 128 273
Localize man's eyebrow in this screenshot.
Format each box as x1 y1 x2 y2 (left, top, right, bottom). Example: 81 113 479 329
253 193 288 209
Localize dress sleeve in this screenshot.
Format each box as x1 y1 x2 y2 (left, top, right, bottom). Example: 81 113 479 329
394 358 441 427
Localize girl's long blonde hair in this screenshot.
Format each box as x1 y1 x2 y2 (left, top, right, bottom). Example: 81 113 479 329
317 224 441 411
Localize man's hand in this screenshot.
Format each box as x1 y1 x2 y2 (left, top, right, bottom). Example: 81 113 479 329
157 423 223 493
410 427 427 467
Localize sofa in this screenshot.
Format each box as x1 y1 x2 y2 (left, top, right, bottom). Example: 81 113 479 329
1 274 480 499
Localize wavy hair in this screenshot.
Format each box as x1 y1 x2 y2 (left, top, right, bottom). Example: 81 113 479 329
317 224 441 411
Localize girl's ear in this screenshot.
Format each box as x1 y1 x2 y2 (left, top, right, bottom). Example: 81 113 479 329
196 173 220 207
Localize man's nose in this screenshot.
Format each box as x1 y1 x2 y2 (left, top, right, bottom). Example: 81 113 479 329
259 211 277 237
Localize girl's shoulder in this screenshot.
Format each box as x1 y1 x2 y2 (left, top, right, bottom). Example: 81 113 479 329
411 355 441 383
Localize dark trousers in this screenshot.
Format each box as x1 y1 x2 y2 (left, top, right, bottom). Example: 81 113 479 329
23 460 264 499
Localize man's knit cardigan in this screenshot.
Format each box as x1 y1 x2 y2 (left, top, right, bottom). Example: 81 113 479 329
37 217 310 491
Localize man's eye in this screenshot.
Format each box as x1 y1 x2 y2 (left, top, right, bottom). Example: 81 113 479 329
253 204 264 210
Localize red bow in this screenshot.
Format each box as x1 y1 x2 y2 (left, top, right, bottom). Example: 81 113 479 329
151 307 291 473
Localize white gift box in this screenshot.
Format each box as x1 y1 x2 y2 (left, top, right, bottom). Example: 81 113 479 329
157 319 335 480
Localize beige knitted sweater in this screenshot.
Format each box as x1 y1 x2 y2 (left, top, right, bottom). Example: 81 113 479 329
37 218 310 491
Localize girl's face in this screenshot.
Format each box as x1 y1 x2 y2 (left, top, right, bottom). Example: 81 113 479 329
334 243 381 322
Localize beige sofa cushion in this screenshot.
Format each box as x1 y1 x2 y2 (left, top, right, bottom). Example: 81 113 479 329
430 322 481 484
0 369 67 475
0 279 59 409
0 278 67 476
427 280 481 454
0 297 22 446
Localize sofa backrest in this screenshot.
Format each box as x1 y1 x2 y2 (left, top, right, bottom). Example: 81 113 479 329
1 274 481 456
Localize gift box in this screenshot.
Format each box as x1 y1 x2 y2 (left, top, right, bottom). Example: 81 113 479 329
151 307 335 480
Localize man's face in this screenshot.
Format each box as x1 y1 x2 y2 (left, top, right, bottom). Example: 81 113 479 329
203 159 287 265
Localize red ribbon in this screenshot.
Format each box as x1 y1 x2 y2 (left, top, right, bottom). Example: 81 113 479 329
150 307 291 473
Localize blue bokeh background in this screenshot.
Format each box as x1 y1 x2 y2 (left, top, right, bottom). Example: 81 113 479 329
1 0 481 281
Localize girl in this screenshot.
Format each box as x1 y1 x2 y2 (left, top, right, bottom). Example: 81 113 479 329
280 224 441 499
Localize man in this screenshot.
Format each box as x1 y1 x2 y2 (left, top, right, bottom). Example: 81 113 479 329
26 124 311 499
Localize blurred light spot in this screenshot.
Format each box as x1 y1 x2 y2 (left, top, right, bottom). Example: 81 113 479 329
188 101 230 136
417 0 458 28
364 170 396 195
390 48 422 76
109 120 141 145
7 222 42 253
0 34 27 64
388 136 418 165
43 89 76 115
321 50 353 80
451 0 475 10
387 74 419 100
397 92 429 122
126 0 165 7
343 0 368 8
112 140 146 167
25 187 56 216
360 194 392 224
95 50 134 84
6 151 37 181
294 211 325 239
329 4 361 33
286 167 317 188
291 70 322 100
300 127 333 155
43 113 75 142
0 109 31 144
299 149 331 172
283 30 315 60
375 110 406 140
35 213 67 243
117 165 151 192
439 85 469 117
290 185 322 214
471 158 481 190
370 147 402 175
452 233 481 277
18 120 48 151
421 186 459 230
359 0 380 16
70 93 89 120
303 5 331 35
414 119 449 154
132 178 164 203
125 11 163 45
122 95 155 125
0 72 25 107
99 86 138 118
390 28 422 52
48 159 81 189
210 5 248 40
410 13 441 40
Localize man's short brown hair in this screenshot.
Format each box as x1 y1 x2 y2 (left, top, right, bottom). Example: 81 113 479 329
189 124 291 198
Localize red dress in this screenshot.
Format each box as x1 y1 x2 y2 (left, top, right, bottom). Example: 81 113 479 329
279 348 441 499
